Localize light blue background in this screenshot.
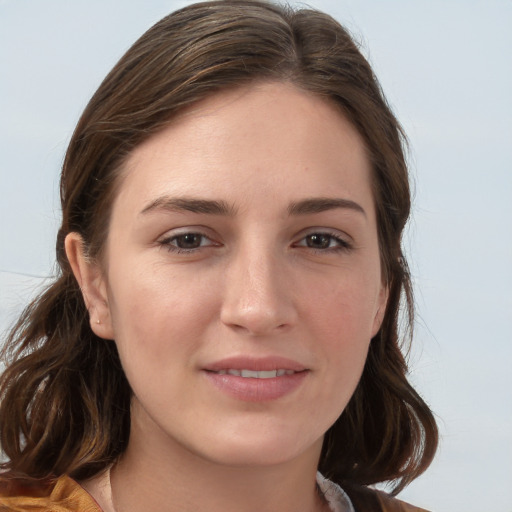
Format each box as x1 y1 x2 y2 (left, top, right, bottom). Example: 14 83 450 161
1 1 511 510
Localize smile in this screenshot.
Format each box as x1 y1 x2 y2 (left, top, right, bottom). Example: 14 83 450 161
212 369 297 378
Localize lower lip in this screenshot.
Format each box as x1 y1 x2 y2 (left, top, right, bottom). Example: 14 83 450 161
203 371 309 402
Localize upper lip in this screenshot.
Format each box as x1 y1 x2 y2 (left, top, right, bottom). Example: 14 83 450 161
204 356 308 372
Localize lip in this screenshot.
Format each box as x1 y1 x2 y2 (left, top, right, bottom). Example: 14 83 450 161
204 355 307 373
202 356 309 402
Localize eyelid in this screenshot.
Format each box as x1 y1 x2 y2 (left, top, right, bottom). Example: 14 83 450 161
157 225 216 240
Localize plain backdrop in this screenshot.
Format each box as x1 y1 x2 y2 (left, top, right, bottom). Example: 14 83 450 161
1 1 511 511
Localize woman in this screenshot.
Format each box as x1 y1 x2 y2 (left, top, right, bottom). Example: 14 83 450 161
0 1 438 511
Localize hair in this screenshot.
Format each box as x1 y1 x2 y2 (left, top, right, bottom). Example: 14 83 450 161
0 0 437 494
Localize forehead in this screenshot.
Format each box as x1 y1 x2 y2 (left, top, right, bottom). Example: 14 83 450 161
117 82 374 216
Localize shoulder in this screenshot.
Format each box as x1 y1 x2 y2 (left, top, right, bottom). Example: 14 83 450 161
0 474 102 512
343 483 430 512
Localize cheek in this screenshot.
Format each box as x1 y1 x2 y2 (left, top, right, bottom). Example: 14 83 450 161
106 264 220 367
304 269 381 342
301 271 378 407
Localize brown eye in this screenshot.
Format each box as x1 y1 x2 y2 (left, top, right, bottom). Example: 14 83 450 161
305 234 332 249
294 232 351 253
174 233 203 249
160 232 215 253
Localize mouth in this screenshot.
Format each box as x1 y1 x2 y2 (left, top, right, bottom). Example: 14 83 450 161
203 356 309 401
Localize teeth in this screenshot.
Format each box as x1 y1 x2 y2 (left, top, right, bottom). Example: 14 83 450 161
241 369 267 378
255 370 277 378
215 369 296 378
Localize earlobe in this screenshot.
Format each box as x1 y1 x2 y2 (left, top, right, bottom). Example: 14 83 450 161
64 232 115 340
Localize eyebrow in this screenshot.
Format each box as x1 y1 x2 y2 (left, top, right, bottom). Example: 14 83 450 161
288 197 366 217
139 195 366 218
140 196 237 216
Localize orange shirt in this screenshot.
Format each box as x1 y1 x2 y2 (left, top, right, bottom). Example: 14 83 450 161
0 475 101 512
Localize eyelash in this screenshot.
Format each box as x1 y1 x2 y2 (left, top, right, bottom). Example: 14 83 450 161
158 231 352 254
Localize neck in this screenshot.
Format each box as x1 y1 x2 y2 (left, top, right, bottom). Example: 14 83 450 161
108 406 327 512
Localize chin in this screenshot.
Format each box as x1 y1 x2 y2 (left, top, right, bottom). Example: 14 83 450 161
203 447 302 468
193 427 324 468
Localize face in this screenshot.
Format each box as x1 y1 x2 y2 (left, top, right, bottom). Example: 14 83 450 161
70 82 387 469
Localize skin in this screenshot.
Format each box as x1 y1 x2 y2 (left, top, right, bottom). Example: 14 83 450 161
66 82 388 512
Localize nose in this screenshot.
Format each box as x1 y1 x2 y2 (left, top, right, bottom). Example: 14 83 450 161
220 245 298 336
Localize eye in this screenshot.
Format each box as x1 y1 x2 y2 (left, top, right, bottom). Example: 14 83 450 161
159 231 217 253
294 232 352 252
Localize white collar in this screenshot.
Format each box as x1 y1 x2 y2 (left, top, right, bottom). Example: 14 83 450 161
316 472 355 512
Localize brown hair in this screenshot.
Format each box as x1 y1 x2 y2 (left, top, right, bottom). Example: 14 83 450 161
0 0 437 494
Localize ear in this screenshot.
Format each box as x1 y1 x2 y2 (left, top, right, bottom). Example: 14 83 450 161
371 284 389 337
65 232 115 340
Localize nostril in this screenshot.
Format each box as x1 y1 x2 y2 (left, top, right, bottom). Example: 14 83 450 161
221 305 292 336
